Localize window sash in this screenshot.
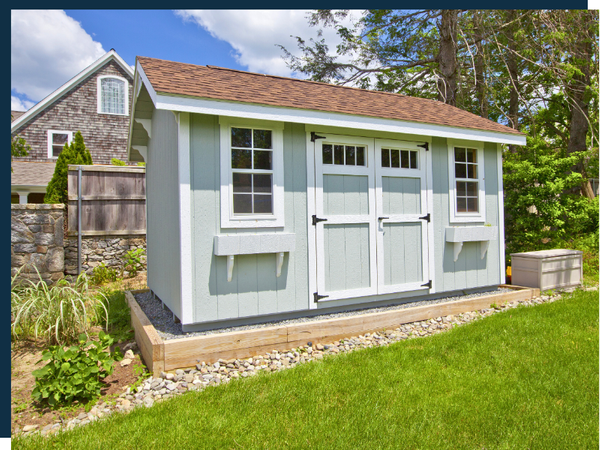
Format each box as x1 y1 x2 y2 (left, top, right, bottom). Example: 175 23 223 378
100 78 126 115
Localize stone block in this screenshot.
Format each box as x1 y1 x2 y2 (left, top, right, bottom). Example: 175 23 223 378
11 217 34 244
35 233 55 246
13 243 37 253
12 253 30 267
47 247 64 273
36 246 48 254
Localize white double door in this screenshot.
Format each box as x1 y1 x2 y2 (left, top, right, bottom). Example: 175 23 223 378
310 133 431 303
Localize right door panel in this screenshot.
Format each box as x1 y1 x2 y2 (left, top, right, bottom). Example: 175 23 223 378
375 139 430 295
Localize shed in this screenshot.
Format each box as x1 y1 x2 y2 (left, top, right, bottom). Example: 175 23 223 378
127 56 526 332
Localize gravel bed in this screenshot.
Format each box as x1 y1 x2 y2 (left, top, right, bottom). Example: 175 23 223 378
134 287 513 341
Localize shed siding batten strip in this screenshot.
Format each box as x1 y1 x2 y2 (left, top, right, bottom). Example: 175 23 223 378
178 112 194 324
497 143 506 284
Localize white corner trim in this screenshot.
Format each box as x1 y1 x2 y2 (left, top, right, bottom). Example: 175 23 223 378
497 144 506 284
306 130 318 310
151 94 526 146
177 112 193 324
12 50 133 133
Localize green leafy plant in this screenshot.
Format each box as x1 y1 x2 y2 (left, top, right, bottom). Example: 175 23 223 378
91 263 120 286
110 158 127 166
31 331 122 407
124 248 146 277
11 266 108 345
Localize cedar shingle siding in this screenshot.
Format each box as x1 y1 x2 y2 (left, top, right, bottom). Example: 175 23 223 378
12 60 133 165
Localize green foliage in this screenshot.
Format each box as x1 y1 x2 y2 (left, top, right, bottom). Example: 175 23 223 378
31 331 122 408
553 231 600 284
137 161 146 166
503 134 599 259
99 290 134 343
91 263 121 286
45 131 93 204
11 267 107 345
110 158 127 166
124 248 146 277
11 116 30 172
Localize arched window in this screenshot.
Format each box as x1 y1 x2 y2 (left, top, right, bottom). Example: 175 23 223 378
97 76 128 115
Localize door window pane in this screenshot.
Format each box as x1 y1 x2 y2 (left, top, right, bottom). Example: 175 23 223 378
334 145 344 165
356 147 365 166
323 144 333 164
382 148 390 167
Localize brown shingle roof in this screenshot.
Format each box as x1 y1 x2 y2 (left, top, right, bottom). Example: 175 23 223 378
137 56 523 137
11 161 56 186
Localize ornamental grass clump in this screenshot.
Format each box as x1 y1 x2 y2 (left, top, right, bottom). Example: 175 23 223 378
11 266 108 346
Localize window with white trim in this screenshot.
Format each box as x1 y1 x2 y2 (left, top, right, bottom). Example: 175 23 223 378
219 118 284 228
97 75 128 115
448 141 486 223
47 130 72 158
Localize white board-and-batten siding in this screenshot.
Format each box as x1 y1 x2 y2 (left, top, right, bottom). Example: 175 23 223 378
146 111 505 329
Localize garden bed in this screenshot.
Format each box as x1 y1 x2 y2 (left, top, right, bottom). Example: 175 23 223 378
126 285 540 372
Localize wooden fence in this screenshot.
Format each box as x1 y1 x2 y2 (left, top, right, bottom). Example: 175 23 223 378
67 165 146 236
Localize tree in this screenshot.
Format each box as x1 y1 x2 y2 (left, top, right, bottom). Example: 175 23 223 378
11 114 30 172
45 131 92 204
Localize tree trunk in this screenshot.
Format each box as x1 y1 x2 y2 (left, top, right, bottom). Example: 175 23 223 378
473 11 488 119
566 11 595 199
437 10 458 106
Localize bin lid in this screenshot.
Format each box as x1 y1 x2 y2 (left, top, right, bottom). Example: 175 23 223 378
510 249 583 259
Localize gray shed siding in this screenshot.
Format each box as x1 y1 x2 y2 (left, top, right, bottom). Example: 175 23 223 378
431 138 501 292
189 115 309 324
146 110 181 317
166 114 504 327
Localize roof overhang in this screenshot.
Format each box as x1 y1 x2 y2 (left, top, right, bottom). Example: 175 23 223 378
12 50 134 133
129 61 527 149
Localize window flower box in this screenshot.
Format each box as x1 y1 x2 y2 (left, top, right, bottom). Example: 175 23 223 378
445 226 498 262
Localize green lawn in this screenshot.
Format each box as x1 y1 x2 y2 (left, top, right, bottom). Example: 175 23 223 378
14 289 599 449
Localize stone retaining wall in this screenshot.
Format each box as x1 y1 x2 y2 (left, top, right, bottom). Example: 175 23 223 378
11 204 146 283
64 235 146 276
11 204 65 283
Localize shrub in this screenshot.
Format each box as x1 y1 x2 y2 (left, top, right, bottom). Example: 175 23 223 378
91 263 120 286
45 131 92 204
31 331 122 407
99 290 134 343
110 158 127 166
11 267 107 345
124 248 146 277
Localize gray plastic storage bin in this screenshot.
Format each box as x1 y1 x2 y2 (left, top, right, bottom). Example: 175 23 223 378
510 249 583 290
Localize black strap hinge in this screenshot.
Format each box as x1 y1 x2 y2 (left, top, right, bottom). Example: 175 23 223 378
314 292 329 302
311 132 326 142
312 215 328 226
419 213 430 222
421 280 432 288
417 142 429 151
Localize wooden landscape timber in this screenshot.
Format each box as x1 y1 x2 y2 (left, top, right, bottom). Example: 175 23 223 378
126 286 540 372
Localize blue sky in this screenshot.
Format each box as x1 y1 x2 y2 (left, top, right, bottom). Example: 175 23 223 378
11 9 354 111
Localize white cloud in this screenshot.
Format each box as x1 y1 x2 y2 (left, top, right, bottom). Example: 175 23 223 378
11 10 105 103
175 10 361 77
11 95 35 112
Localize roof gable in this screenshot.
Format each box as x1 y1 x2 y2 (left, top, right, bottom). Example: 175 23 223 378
135 56 524 143
11 50 134 133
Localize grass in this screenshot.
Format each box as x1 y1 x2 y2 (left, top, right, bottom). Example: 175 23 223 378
13 288 598 449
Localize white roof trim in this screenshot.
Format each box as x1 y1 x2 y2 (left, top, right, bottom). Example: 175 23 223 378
132 64 526 146
12 50 134 133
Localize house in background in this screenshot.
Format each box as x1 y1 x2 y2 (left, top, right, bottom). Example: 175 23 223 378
128 56 526 332
11 49 134 203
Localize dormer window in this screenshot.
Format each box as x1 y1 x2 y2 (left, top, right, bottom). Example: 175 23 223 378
97 75 128 115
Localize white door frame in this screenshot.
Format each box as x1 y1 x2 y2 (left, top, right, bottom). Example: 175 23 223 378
374 138 431 295
306 132 434 308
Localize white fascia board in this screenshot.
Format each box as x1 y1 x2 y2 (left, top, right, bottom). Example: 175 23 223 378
127 62 158 160
152 94 527 146
12 50 134 133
